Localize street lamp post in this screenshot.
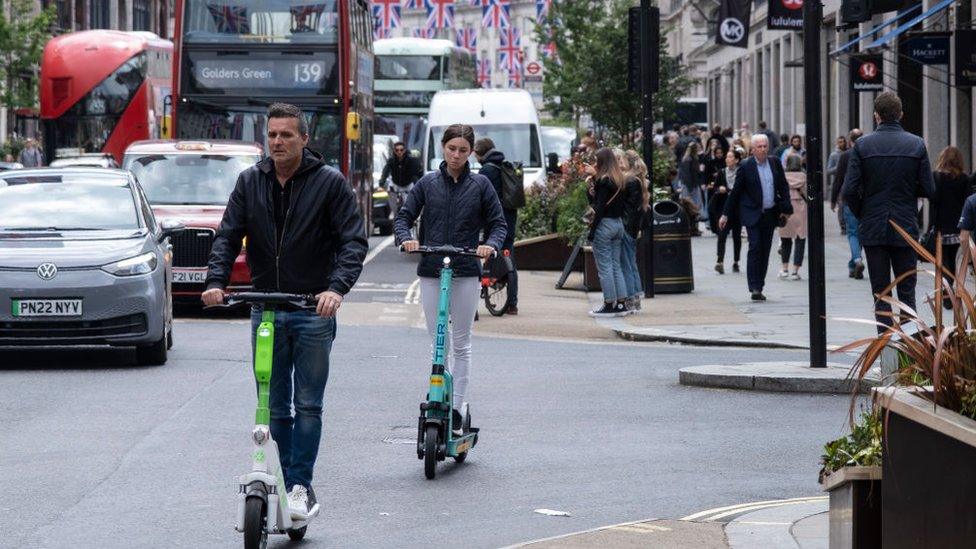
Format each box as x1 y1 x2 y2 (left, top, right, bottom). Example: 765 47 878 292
640 0 659 299
804 0 827 368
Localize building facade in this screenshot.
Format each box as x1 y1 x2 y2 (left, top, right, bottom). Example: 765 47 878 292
666 0 975 168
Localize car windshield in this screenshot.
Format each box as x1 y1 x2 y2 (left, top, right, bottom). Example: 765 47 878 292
428 124 542 168
127 154 260 205
0 181 139 230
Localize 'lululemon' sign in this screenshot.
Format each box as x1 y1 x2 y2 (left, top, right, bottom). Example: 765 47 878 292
768 0 803 30
850 54 884 93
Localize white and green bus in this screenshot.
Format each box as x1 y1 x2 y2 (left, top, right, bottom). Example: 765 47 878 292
373 38 477 153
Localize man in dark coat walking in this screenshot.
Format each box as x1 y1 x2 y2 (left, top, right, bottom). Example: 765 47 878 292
719 133 793 301
842 92 935 331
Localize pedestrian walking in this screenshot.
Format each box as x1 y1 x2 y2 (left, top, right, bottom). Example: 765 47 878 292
706 123 730 155
777 153 808 281
619 149 650 313
475 137 520 314
779 135 806 167
831 129 865 277
826 135 849 234
772 134 790 161
396 124 507 426
719 134 793 301
678 142 705 233
379 141 423 218
930 146 972 308
757 121 778 148
586 147 629 317
709 148 744 274
18 138 43 167
202 103 368 517
842 92 935 331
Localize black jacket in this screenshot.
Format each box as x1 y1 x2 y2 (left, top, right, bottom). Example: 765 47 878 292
621 177 645 238
588 176 625 241
723 156 793 227
206 149 368 295
830 149 852 206
394 161 507 278
931 172 973 236
380 153 423 189
842 121 935 247
478 149 509 207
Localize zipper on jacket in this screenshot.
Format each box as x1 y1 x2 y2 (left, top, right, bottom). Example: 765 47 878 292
275 179 294 291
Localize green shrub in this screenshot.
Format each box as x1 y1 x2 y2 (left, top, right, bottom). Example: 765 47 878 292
819 409 882 482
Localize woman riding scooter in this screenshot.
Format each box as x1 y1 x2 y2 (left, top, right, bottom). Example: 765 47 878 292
394 124 507 432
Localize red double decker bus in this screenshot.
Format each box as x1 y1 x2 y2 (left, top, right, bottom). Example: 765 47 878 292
171 0 375 231
40 30 173 164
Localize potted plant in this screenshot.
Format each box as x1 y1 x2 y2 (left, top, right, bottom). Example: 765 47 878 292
819 409 882 548
840 223 976 547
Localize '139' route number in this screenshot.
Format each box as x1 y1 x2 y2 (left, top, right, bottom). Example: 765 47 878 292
294 63 324 84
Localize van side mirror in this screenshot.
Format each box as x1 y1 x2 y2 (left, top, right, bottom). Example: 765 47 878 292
430 158 443 171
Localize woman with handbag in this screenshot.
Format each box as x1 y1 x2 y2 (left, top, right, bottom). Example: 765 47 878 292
709 148 744 274
930 146 972 308
585 147 629 317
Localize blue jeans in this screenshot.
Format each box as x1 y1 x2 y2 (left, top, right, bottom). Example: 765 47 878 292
843 205 862 268
592 217 627 302
620 232 642 298
250 308 336 490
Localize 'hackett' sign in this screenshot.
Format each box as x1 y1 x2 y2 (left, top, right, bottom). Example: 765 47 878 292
900 33 950 65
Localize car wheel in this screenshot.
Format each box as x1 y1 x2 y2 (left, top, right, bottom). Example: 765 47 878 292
166 329 173 350
137 334 168 366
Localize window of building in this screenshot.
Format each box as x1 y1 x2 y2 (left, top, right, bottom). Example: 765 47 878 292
133 0 151 31
89 0 110 29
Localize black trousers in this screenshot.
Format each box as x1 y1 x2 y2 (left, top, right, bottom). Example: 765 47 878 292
745 211 778 292
864 245 917 332
780 237 806 266
503 209 518 306
717 223 742 263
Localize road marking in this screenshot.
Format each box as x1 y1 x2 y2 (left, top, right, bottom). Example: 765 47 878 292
612 523 672 534
404 278 420 304
498 518 663 548
364 235 395 266
680 496 827 522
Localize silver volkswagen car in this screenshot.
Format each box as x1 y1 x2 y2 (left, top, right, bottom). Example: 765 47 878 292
0 168 183 365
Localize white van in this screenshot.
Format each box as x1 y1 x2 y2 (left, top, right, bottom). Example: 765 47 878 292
423 89 546 188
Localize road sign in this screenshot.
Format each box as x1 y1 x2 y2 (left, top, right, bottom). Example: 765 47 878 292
526 61 541 76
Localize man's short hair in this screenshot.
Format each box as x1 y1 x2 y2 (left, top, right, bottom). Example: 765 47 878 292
393 141 406 149
780 133 789 143
758 121 768 129
849 128 863 143
474 137 495 157
874 92 903 123
752 133 770 147
267 103 308 135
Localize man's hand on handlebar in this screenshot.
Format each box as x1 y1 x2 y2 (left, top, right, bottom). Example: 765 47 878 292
315 290 343 318
201 287 225 307
402 240 420 252
476 245 496 259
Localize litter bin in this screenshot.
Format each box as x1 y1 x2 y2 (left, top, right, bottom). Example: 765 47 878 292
652 200 694 293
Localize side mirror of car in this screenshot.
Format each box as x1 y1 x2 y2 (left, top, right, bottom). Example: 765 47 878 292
159 219 185 242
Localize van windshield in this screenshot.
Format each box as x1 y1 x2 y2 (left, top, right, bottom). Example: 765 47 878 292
428 124 541 168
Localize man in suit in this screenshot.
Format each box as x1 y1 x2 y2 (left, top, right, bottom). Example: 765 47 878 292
719 133 793 301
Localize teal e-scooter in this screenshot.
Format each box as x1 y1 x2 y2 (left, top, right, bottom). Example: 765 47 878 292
217 292 322 549
404 245 483 479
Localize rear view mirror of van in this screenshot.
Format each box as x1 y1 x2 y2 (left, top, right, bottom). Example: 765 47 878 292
430 158 442 171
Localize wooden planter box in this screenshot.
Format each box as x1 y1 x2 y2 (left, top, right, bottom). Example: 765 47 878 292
821 466 882 549
876 387 976 548
513 234 580 272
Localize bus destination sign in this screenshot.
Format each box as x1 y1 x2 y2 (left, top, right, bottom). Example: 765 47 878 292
191 58 335 91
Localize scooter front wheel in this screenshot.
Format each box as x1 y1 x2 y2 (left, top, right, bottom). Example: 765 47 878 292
243 496 267 549
424 424 438 479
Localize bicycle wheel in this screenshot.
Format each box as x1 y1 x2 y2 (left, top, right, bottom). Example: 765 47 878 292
482 279 510 317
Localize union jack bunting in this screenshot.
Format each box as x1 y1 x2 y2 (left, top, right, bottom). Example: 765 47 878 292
374 26 392 40
206 4 250 33
497 27 522 73
541 40 558 61
481 0 510 28
412 27 437 39
455 27 477 54
425 0 455 29
371 0 401 29
535 0 550 25
477 58 492 88
403 0 426 8
507 67 522 88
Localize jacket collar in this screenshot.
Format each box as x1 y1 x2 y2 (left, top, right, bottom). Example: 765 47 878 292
876 120 903 132
439 161 471 184
257 147 325 179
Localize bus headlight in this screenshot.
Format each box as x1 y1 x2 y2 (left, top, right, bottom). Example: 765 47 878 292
101 252 157 276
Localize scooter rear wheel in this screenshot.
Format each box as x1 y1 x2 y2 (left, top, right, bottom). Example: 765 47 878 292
424 424 438 479
243 496 267 549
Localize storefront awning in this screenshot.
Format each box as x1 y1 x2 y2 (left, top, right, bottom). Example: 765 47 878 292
867 0 956 49
830 4 922 56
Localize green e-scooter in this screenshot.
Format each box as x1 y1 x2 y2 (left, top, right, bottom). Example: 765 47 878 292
404 245 483 479
218 292 322 549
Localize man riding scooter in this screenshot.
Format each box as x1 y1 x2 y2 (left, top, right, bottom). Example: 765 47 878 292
202 103 367 519
380 141 424 218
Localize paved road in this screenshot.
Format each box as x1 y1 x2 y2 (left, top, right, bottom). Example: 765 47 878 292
3 314 856 548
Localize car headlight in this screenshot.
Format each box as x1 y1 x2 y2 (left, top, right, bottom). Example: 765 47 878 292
101 252 158 276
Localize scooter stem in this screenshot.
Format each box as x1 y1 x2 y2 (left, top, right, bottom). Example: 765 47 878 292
253 310 275 425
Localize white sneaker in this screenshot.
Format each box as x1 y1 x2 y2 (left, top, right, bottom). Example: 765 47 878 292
789 273 801 281
778 270 789 279
287 485 309 519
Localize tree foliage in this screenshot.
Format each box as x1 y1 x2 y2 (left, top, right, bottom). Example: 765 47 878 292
537 0 695 145
0 0 56 109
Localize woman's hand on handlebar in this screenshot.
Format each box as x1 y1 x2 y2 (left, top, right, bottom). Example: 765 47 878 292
402 240 420 253
201 287 225 307
477 245 496 259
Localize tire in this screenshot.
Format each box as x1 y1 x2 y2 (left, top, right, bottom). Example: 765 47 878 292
287 526 307 541
482 282 510 317
166 329 173 350
136 333 168 365
424 424 438 480
454 410 471 463
243 497 267 549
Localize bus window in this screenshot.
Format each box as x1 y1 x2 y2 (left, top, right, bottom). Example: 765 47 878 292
375 56 441 80
182 0 339 44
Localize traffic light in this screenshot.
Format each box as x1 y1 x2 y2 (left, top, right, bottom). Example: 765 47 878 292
841 0 903 25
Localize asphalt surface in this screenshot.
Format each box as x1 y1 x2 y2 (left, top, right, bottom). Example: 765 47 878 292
2 237 860 548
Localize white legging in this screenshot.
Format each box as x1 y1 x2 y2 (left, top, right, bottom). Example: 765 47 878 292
420 276 480 407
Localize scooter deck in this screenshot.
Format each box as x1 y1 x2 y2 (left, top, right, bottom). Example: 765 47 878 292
448 428 479 456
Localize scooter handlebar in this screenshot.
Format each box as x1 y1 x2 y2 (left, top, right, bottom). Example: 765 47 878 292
221 292 318 309
399 244 494 258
